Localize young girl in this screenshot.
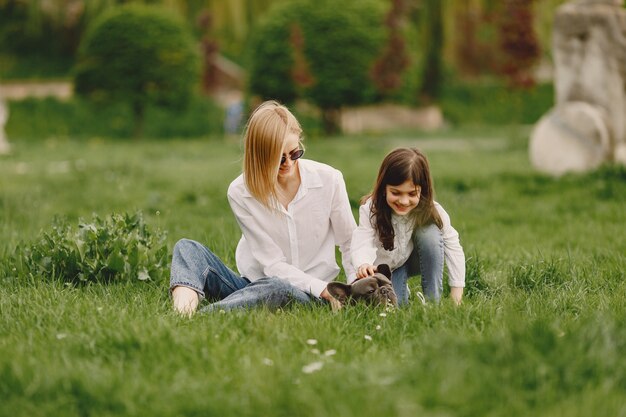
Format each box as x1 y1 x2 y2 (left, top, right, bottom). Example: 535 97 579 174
351 147 465 305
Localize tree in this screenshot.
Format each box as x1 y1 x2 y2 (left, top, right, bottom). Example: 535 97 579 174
497 0 540 88
248 0 385 134
74 4 199 138
247 2 300 106
419 0 444 102
371 0 411 98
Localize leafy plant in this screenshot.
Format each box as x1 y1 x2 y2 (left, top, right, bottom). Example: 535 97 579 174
6 212 169 284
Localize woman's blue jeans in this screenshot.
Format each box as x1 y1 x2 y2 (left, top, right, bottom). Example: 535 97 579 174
169 239 315 312
391 223 444 305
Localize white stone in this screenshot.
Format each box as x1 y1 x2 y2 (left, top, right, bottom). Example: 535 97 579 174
530 0 626 174
530 102 610 175
0 100 10 155
340 104 443 134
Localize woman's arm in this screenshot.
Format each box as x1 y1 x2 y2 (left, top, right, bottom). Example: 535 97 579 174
329 170 358 283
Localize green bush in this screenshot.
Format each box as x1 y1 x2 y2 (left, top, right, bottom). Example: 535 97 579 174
248 0 385 132
440 81 554 125
247 3 300 106
4 212 168 284
74 4 200 138
5 96 223 140
0 1 75 79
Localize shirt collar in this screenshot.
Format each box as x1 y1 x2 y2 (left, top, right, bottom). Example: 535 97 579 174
240 159 322 198
298 159 323 190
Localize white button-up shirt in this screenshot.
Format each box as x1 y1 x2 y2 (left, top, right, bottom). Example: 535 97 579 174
227 159 357 297
351 199 466 287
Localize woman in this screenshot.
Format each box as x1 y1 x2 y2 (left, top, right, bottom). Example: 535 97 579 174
170 101 357 314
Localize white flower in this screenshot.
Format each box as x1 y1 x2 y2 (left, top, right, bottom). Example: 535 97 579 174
56 333 68 340
324 349 337 356
379 312 387 317
310 349 320 355
364 335 372 341
415 291 426 305
262 358 274 366
306 339 318 345
302 361 324 374
376 325 381 330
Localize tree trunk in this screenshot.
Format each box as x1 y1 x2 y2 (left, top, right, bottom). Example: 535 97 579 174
132 101 145 139
321 107 341 135
420 0 444 103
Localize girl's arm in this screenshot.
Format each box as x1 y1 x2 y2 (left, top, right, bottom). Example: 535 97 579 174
351 200 379 282
450 287 464 305
435 203 466 293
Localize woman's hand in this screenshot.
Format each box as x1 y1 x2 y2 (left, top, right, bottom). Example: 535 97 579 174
450 287 463 306
356 263 376 279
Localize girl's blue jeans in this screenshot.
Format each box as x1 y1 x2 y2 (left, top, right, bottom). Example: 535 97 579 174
391 223 444 305
169 239 315 312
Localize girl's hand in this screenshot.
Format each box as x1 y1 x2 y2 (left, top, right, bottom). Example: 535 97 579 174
356 263 376 279
450 287 463 305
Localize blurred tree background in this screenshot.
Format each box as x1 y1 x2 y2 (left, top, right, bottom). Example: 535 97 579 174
0 0 572 136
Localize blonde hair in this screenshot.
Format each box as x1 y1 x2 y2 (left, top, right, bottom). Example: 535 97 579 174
243 100 303 210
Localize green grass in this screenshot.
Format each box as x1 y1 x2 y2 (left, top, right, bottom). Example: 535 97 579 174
1 130 625 417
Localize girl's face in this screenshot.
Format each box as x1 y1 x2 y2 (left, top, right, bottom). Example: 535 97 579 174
385 180 421 216
277 132 301 180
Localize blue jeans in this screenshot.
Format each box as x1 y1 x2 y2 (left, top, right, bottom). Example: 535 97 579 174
391 223 444 305
169 239 315 312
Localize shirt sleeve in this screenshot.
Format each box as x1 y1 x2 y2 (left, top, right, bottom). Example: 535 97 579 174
436 203 466 288
350 200 379 283
228 193 329 298
329 170 358 284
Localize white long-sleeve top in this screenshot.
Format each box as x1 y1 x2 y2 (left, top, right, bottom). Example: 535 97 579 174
227 159 357 298
351 199 465 287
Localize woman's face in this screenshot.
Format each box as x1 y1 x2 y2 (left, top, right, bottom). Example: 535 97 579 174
277 132 301 180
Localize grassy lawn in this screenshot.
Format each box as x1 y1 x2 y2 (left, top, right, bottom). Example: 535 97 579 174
1 129 625 417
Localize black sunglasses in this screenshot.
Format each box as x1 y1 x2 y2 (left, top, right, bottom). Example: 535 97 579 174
280 149 305 165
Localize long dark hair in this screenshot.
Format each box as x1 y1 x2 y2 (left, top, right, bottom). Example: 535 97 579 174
362 148 443 251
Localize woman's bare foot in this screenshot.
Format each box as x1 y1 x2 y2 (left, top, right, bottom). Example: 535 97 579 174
172 286 199 316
